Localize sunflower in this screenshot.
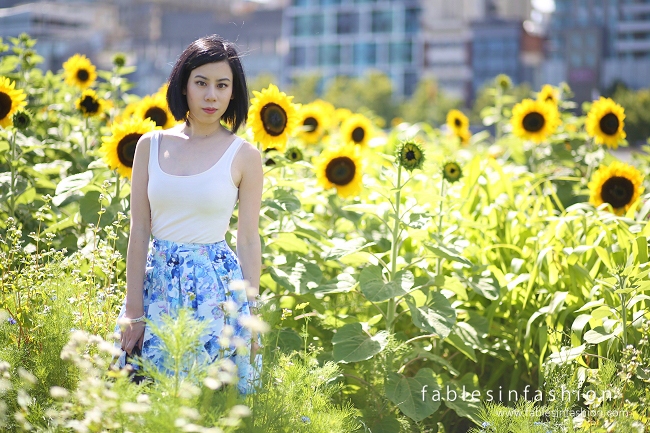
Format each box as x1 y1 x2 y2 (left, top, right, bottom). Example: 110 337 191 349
76 89 106 117
585 97 626 149
0 77 27 128
62 54 97 89
442 162 462 183
314 143 363 198
588 161 644 215
101 118 157 179
396 141 425 172
285 146 303 163
495 74 512 92
297 102 329 144
12 110 32 131
340 113 373 148
511 98 560 143
538 84 559 105
334 107 353 127
446 109 469 133
248 84 299 152
135 93 175 129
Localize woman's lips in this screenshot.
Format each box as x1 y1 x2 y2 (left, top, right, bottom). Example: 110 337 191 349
203 108 217 114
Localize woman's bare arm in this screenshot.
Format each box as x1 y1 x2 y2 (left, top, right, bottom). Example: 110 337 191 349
121 133 152 353
234 141 263 300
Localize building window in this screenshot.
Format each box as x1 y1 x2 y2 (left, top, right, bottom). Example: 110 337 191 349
320 0 341 5
319 44 341 65
404 8 420 34
292 0 310 6
372 10 392 33
290 46 307 67
337 12 359 34
354 42 376 65
403 71 418 96
389 42 412 64
292 14 324 36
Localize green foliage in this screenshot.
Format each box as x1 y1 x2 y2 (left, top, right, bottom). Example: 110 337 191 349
399 78 463 127
606 83 650 146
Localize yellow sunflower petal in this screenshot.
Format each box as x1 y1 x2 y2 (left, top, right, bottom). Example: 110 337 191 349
62 54 97 89
585 97 626 149
0 77 27 128
135 93 176 129
314 143 364 198
446 109 469 134
538 84 559 105
100 118 157 179
340 113 374 148
511 98 561 143
297 102 330 144
588 160 644 215
248 83 299 152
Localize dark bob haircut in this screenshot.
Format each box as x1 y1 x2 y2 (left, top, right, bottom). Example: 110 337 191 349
167 34 248 133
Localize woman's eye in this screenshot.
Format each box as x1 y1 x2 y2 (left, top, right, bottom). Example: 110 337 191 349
196 81 206 86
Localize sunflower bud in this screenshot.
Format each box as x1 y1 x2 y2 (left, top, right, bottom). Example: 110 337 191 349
285 146 303 163
495 74 512 92
442 161 462 183
12 110 31 131
113 53 126 68
396 141 425 172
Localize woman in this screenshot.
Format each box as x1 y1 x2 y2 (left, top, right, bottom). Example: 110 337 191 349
116 35 263 394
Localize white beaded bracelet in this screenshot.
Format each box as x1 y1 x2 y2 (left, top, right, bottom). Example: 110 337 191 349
121 314 146 324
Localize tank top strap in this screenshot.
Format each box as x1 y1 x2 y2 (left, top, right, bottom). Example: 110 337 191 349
222 136 244 170
148 131 161 173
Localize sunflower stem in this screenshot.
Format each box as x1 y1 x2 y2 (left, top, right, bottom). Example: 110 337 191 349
387 164 403 333
436 176 446 279
8 129 16 219
495 86 503 142
82 116 88 156
114 173 121 201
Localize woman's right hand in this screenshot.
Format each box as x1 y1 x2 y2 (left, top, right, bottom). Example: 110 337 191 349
119 319 146 354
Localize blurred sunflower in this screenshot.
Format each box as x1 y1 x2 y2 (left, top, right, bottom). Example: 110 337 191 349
585 97 626 149
285 146 303 163
62 54 97 89
76 89 106 117
314 143 363 198
511 98 560 143
396 141 425 172
446 109 471 144
495 74 512 91
442 162 462 183
249 84 299 152
588 161 644 215
297 102 329 144
537 84 559 105
135 93 175 129
0 77 27 128
340 113 373 148
333 107 353 127
101 118 157 179
116 100 141 123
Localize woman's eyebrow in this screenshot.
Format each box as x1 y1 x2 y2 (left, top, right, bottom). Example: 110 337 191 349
193 74 231 82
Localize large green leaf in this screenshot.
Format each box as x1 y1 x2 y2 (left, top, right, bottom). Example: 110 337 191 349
313 273 356 294
332 322 388 363
463 270 500 300
385 368 441 422
440 373 482 424
264 189 301 212
406 292 456 339
425 244 473 267
79 190 111 225
360 266 414 302
268 328 302 353
322 238 375 261
53 170 93 206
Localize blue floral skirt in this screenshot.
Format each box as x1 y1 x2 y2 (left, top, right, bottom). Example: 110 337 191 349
114 236 261 394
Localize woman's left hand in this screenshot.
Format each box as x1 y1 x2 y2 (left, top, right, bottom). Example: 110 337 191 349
250 333 261 363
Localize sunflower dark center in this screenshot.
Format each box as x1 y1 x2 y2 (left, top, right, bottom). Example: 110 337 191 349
76 69 90 82
261 103 287 136
601 176 634 209
599 112 620 136
117 133 142 168
0 92 11 120
145 107 168 127
522 112 545 133
80 95 100 114
351 127 365 143
546 95 554 102
291 151 299 159
304 116 318 132
406 150 415 160
454 118 462 127
325 156 356 186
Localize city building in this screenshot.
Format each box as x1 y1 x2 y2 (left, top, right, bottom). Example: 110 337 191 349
283 0 422 98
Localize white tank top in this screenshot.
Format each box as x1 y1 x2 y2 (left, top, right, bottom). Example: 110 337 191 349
148 131 244 244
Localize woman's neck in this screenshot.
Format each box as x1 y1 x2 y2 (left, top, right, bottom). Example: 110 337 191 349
184 119 228 140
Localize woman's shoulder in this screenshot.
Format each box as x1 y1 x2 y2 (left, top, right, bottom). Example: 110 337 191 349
234 138 262 161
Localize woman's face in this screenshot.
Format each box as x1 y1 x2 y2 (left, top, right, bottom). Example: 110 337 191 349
184 61 234 125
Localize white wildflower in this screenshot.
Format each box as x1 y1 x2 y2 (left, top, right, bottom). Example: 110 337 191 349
229 405 251 418
18 368 37 385
120 402 149 414
203 377 222 390
179 406 200 420
238 315 270 334
50 386 69 399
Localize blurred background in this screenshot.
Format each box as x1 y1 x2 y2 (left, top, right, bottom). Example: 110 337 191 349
1 0 649 148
